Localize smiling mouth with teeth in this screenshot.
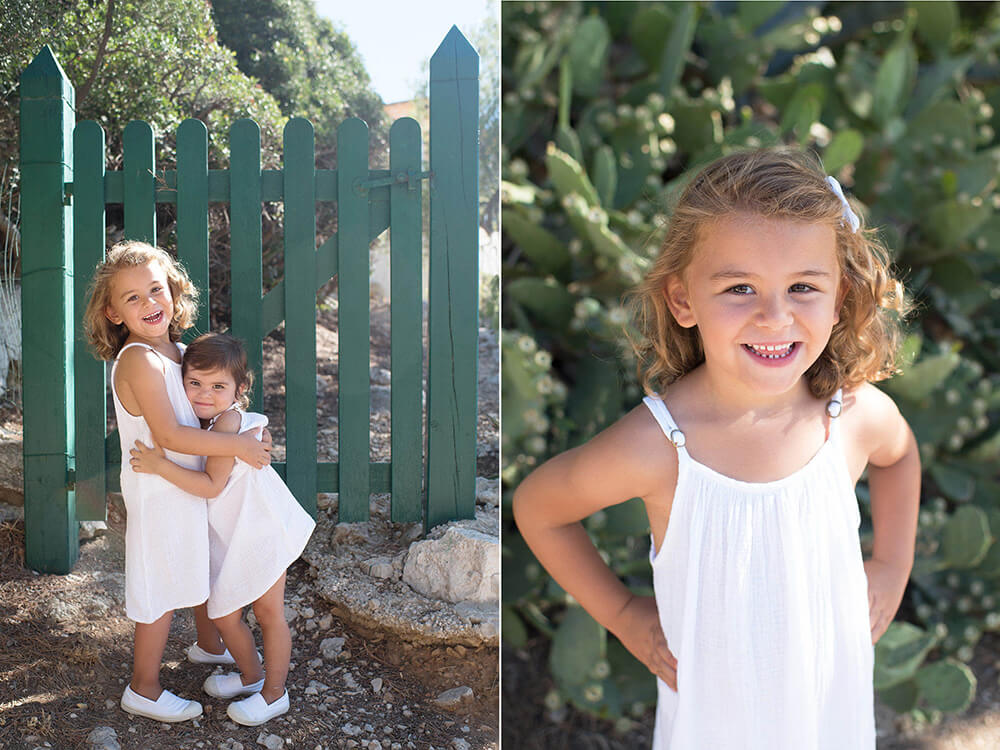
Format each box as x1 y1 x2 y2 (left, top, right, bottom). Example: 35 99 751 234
143 311 164 324
744 342 796 359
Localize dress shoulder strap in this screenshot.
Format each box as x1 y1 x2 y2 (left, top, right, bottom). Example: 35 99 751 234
826 388 844 440
641 394 688 453
208 404 242 430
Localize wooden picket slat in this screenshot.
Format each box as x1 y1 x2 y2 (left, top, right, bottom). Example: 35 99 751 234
229 119 264 411
122 121 155 243
336 117 371 522
20 47 79 573
426 26 480 527
73 121 107 521
389 118 423 522
176 119 210 338
283 117 318 517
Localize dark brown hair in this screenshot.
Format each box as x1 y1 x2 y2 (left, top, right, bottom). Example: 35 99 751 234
182 332 254 410
626 148 909 399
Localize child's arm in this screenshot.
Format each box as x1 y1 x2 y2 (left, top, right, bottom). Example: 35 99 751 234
512 406 680 689
116 347 269 467
853 384 921 643
130 409 242 498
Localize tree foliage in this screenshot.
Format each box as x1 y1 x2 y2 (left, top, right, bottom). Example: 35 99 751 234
210 0 388 162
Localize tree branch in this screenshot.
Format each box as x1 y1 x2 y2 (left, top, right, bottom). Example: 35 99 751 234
76 0 115 109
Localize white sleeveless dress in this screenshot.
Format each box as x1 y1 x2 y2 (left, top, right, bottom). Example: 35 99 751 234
203 407 316 618
642 389 875 750
111 342 209 624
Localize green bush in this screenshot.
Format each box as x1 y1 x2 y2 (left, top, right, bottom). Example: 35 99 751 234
502 0 1000 725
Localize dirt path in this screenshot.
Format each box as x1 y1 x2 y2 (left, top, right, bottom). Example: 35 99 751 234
0 507 498 750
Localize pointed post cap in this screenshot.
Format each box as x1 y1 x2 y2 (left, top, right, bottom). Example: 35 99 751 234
430 25 478 82
20 45 74 101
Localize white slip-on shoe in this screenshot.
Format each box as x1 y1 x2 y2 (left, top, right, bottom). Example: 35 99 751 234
120 685 202 722
203 672 265 699
186 642 236 665
227 690 289 726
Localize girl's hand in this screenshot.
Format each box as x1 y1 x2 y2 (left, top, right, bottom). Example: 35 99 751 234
260 428 273 455
864 558 910 643
613 595 678 690
130 440 166 475
237 430 270 469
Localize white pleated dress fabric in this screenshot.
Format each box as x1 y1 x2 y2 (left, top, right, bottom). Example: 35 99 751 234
642 390 875 750
204 408 316 619
111 342 209 624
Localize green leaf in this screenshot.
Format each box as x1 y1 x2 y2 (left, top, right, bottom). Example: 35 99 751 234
873 35 916 126
546 143 601 207
913 1 958 54
503 210 570 274
823 129 865 173
658 2 698 99
603 497 650 538
878 678 920 713
941 505 992 568
502 605 529 649
592 145 618 209
780 83 825 137
568 15 610 97
886 350 960 402
929 462 976 503
874 622 938 690
505 277 575 328
916 659 976 713
555 124 584 166
550 605 605 686
738 0 785 31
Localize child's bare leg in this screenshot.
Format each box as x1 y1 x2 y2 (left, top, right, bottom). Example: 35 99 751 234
131 610 173 700
253 573 290 703
193 603 226 655
212 609 264 685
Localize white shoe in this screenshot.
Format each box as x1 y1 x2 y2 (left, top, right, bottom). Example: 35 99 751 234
203 672 265 699
227 690 289 726
120 685 202 722
186 642 236 665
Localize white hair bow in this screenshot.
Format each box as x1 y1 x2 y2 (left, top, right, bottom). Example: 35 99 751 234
825 176 860 233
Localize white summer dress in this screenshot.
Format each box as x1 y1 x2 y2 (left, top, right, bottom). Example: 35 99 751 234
642 389 875 750
203 407 315 619
111 342 209 624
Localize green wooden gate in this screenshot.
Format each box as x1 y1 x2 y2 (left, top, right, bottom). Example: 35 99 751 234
20 27 480 574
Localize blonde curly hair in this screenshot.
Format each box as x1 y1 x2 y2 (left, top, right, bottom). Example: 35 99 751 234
83 241 200 360
627 148 908 400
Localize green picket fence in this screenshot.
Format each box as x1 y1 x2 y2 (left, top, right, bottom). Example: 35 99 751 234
20 27 480 574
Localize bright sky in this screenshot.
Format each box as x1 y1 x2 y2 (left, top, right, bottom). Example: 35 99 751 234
313 0 494 105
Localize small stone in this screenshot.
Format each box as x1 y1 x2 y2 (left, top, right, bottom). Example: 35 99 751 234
256 733 284 750
305 685 318 696
308 658 323 668
302 606 315 618
104 699 116 709
342 723 362 736
433 686 474 710
79 520 108 540
319 614 333 630
343 672 358 689
367 742 382 750
85 726 120 750
371 677 383 693
451 740 471 750
320 637 345 659
305 619 317 631
284 605 297 622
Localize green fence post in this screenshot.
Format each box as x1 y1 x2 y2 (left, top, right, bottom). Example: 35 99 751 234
426 27 479 529
20 46 78 572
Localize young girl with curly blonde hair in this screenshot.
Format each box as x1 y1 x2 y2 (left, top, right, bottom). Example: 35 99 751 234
84 241 272 723
513 149 921 749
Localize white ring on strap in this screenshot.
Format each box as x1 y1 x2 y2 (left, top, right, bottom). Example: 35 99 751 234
669 429 687 447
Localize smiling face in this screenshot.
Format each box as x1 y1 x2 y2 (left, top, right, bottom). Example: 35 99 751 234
664 213 843 401
104 261 175 343
183 366 241 421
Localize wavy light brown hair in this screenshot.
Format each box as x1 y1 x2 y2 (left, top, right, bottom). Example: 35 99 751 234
182 332 254 410
627 148 908 400
84 241 200 360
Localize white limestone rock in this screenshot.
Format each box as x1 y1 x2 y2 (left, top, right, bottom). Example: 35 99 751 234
402 527 498 604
